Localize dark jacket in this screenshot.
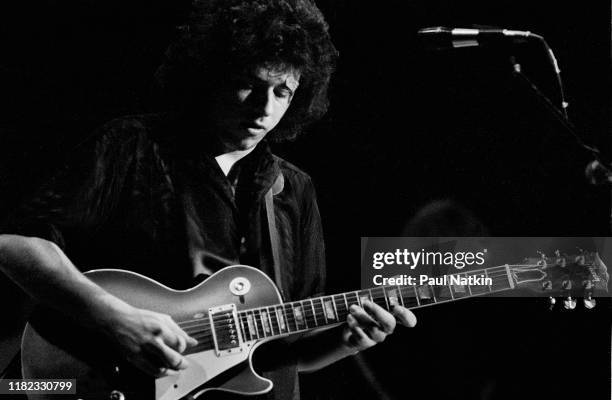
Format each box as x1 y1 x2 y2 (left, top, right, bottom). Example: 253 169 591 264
10 114 327 399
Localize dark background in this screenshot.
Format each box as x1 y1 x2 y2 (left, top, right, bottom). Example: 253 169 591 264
1 1 611 399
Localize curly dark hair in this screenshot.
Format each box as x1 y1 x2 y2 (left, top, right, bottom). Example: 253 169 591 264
156 0 338 141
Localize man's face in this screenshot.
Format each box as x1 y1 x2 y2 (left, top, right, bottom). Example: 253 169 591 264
212 65 300 151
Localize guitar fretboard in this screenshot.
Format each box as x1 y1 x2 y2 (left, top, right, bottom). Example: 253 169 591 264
236 265 514 342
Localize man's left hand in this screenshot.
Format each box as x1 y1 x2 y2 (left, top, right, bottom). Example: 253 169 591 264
343 300 417 353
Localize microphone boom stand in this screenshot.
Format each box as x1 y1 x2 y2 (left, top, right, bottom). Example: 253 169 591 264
508 46 612 233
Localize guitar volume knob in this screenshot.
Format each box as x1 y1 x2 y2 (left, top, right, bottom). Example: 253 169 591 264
229 277 251 296
563 297 576 310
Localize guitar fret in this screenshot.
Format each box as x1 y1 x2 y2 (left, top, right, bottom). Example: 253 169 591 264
293 303 305 330
284 303 297 332
345 292 360 310
267 306 277 335
416 284 435 305
238 312 249 342
244 311 252 339
309 299 318 327
359 289 371 305
356 290 364 305
282 305 291 332
255 310 263 339
334 294 348 321
331 296 339 320
266 307 279 335
381 287 390 310
249 310 261 339
259 309 268 337
491 269 512 291
302 300 313 328
484 269 492 293
370 287 386 310
451 277 468 298
400 286 414 306
313 298 325 326
390 286 406 308
505 265 515 289
466 274 473 296
385 287 396 308
467 271 488 295
489 271 502 289
275 306 287 334
399 286 408 308
259 309 270 336
323 297 337 321
318 298 328 324
413 286 420 306
396 285 405 307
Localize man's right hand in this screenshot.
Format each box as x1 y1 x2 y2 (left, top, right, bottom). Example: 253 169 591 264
103 303 199 377
0 236 198 378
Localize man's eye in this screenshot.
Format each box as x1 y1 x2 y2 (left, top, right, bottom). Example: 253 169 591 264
274 88 292 99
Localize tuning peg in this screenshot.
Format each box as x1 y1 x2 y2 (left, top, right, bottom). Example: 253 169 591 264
548 297 556 310
554 250 567 267
536 251 548 267
563 297 577 310
583 298 596 309
583 282 596 309
575 248 586 266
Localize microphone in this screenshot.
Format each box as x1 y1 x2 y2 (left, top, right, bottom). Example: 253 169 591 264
418 26 535 50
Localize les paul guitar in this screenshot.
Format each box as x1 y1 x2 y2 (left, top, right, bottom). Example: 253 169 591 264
21 251 609 399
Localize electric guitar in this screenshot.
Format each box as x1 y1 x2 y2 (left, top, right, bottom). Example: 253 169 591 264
21 251 609 399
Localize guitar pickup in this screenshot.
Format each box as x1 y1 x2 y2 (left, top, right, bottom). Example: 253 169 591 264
209 304 245 356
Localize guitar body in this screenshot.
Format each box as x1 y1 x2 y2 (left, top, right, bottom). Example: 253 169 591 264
21 265 284 400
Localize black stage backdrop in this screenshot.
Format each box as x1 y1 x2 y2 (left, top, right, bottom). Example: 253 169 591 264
0 1 610 399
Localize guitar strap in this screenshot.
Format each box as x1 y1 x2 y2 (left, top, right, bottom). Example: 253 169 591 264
264 172 286 300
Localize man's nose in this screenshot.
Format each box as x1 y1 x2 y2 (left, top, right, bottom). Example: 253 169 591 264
251 88 274 117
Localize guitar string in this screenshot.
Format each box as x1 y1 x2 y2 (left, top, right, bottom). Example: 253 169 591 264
178 268 513 335
190 285 510 344
176 266 512 328
186 278 516 349
182 258 597 341
179 269 514 340
186 285 512 337
187 278 580 351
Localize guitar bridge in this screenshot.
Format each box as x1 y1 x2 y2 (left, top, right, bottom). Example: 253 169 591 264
209 304 245 356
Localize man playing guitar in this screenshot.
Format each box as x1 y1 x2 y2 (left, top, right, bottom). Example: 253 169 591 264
0 1 416 399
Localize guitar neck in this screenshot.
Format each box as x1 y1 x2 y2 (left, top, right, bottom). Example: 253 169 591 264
236 265 515 342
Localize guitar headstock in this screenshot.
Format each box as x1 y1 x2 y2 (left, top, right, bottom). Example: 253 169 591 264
509 250 609 309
